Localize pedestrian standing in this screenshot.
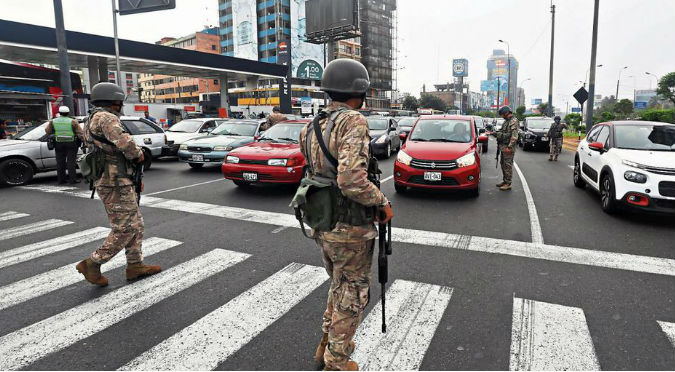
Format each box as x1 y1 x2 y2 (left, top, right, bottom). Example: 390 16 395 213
260 106 288 131
76 82 161 287
143 110 157 123
548 115 566 161
45 106 84 184
494 106 519 191
299 59 394 371
0 120 7 139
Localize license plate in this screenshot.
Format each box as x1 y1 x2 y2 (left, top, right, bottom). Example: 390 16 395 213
191 154 204 162
242 172 258 182
541 136 548 141
424 172 442 181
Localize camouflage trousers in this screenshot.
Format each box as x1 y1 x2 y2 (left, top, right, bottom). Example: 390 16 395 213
500 146 516 184
549 137 563 156
91 185 144 265
317 237 375 370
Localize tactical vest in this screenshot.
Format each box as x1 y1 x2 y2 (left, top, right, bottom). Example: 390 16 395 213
83 110 134 186
550 124 564 139
53 117 75 142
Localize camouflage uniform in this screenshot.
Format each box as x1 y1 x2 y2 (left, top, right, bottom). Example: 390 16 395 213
85 108 144 265
299 102 388 370
495 116 519 184
548 122 565 159
260 112 288 131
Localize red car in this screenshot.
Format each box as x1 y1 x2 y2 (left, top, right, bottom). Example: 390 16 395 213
393 115 488 196
221 120 309 186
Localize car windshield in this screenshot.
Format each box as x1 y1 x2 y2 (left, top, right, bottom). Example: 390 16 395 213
14 122 47 141
367 118 389 130
167 120 204 133
397 118 415 128
409 120 472 143
259 124 304 143
211 122 257 137
527 119 554 129
615 125 675 151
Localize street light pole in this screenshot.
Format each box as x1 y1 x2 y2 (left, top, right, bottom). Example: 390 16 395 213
519 78 532 107
498 39 510 107
584 0 600 131
615 66 627 99
547 3 555 117
645 72 658 89
53 0 74 113
111 0 122 87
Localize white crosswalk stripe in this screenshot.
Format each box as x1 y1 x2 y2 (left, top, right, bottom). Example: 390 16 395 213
0 237 182 311
0 227 110 269
0 219 73 241
0 248 249 370
0 211 30 222
510 297 600 371
658 321 675 348
352 280 453 371
120 262 328 371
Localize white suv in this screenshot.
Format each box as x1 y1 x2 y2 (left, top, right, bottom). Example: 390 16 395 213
573 121 675 214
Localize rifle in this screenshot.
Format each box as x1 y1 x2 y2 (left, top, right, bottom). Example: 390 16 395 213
495 145 500 168
378 214 392 333
133 163 144 204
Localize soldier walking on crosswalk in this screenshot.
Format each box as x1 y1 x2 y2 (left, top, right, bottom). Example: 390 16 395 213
494 106 520 191
298 59 393 371
75 82 161 287
548 115 566 161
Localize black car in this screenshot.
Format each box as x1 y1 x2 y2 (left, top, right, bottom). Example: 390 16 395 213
396 117 417 143
368 116 401 159
519 117 555 151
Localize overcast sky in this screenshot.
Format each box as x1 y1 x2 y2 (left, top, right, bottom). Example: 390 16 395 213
2 0 674 109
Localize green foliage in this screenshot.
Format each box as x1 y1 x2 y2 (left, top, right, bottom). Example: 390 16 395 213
419 94 448 112
601 111 616 121
515 105 526 121
537 102 549 114
564 113 583 128
614 99 634 115
656 72 675 105
638 108 675 124
597 95 617 113
402 95 419 111
477 111 496 118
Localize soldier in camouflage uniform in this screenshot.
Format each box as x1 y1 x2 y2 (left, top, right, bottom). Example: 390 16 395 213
299 59 393 371
259 106 288 131
547 116 566 161
75 82 161 287
495 106 519 191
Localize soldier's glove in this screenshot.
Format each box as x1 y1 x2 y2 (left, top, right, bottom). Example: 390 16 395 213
136 152 145 164
376 203 394 224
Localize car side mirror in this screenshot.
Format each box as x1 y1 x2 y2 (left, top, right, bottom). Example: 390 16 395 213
478 135 489 144
588 142 605 152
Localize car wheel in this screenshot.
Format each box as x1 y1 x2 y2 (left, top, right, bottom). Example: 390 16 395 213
394 183 406 193
142 149 152 170
600 173 618 214
188 163 204 169
0 158 34 186
469 186 480 197
523 143 529 151
573 157 585 188
233 180 250 187
384 142 392 159
482 142 488 153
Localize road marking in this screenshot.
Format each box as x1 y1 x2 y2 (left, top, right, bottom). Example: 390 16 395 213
0 211 30 222
352 280 453 371
18 186 675 277
514 162 544 244
0 219 74 242
568 165 575 170
0 248 250 371
381 175 394 183
271 225 289 234
0 237 181 311
657 321 675 347
510 297 599 371
120 262 328 370
144 178 225 196
0 227 110 269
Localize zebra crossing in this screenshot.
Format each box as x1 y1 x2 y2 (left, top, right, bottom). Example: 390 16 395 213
0 210 673 370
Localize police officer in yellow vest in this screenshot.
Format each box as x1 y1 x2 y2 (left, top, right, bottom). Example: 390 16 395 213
46 106 84 184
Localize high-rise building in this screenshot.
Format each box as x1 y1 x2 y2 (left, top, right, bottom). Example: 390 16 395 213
486 49 518 107
360 0 396 109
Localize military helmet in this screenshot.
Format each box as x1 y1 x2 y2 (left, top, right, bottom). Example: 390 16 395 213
498 106 512 116
554 115 561 121
321 59 370 95
90 82 125 105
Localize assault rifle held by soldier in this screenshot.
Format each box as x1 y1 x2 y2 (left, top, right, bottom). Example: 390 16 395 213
133 163 144 204
378 207 392 333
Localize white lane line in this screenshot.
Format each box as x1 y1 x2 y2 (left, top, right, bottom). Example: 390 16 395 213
0 211 30 222
568 165 575 170
271 226 289 234
352 280 453 371
19 186 675 277
510 297 599 371
381 175 394 183
144 178 225 196
657 321 675 347
120 262 328 371
514 162 544 244
0 227 110 270
0 219 73 242
0 237 181 311
18 185 78 193
0 248 250 371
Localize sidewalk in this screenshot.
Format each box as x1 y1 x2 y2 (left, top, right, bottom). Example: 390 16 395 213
563 137 581 152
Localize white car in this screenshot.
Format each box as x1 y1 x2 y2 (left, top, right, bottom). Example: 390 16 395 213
573 121 675 214
163 118 229 156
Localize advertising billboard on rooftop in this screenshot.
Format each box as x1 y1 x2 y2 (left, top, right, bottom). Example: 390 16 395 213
292 0 324 79
231 0 258 61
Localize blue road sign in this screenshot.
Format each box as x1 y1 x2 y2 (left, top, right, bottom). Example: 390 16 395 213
634 102 647 109
571 107 582 113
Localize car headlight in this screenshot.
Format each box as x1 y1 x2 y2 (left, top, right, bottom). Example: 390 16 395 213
622 159 642 169
456 152 476 168
226 156 239 164
213 146 228 151
396 150 412 165
225 145 234 151
376 134 388 144
179 144 188 150
624 171 647 183
268 158 287 166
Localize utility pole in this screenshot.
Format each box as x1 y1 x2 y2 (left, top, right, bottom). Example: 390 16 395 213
496 77 501 110
547 2 555 117
616 66 627 100
585 0 600 131
111 0 122 86
53 0 73 112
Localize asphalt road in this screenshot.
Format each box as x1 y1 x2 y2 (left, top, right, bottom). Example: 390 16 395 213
0 137 673 370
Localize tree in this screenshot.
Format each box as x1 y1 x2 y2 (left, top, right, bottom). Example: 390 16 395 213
515 105 526 121
614 99 634 115
402 95 419 111
597 95 617 113
656 72 675 106
564 113 582 128
537 102 553 115
419 94 448 112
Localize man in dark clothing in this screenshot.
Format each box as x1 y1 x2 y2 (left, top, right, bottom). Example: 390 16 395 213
144 111 157 123
0 120 7 139
45 106 84 184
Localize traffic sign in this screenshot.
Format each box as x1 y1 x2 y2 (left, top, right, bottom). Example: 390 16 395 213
573 87 589 105
571 107 582 113
634 102 647 109
118 0 175 15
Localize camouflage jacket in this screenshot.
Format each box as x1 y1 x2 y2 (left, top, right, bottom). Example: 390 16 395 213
299 102 388 243
260 112 288 131
547 122 566 139
496 116 519 150
85 108 142 187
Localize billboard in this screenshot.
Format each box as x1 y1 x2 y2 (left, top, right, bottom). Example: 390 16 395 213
452 59 468 77
118 0 175 15
291 0 324 79
480 80 495 92
231 0 258 60
492 68 507 78
635 89 657 108
305 0 359 43
532 98 543 105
